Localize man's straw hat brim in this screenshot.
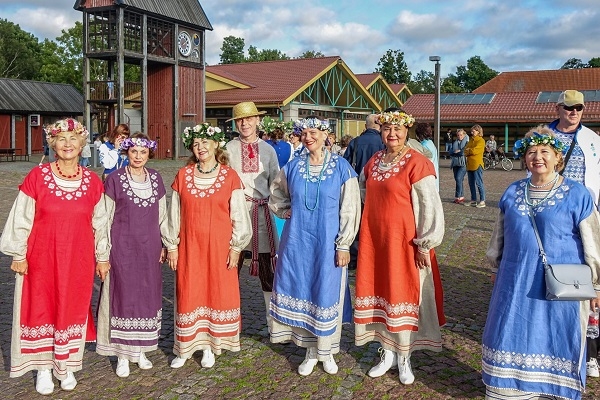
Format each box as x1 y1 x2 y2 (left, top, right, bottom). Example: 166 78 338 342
226 102 267 122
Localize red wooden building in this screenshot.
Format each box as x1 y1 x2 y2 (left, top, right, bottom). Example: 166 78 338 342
74 0 213 159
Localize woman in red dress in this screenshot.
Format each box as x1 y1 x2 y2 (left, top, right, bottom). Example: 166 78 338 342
0 118 109 395
354 109 445 385
166 123 251 369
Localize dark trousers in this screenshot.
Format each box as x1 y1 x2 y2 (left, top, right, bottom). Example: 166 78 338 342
587 336 599 362
237 251 274 292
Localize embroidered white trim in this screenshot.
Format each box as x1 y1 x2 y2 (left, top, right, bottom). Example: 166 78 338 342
21 323 85 344
297 153 338 183
370 151 412 181
273 292 338 320
354 295 419 315
118 170 159 207
514 180 569 216
176 305 240 325
482 344 579 375
185 166 226 198
111 309 162 330
42 166 92 200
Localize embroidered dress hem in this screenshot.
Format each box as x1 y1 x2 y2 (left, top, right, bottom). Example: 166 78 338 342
173 332 241 358
485 386 573 400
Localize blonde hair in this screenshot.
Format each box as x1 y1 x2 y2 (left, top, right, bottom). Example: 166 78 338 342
186 147 229 167
471 124 483 137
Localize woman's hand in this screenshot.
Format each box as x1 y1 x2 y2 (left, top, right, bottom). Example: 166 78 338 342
96 261 110 281
11 259 28 275
591 293 600 311
415 251 431 269
284 209 292 219
226 249 241 270
335 250 350 268
159 248 167 263
167 249 178 271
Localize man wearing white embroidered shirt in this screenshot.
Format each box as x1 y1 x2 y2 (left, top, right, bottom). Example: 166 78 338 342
551 90 600 379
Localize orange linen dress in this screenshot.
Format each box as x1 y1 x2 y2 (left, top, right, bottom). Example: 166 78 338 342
171 165 245 357
354 150 445 355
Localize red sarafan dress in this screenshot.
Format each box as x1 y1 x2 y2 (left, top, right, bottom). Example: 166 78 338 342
0 164 105 379
171 165 248 357
354 150 445 355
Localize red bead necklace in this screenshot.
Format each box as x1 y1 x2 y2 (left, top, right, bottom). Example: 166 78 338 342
55 161 80 179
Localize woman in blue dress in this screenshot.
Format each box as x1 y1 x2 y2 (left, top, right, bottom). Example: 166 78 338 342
482 125 600 400
268 116 360 376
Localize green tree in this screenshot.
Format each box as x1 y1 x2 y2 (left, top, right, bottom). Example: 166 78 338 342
440 77 463 93
444 56 498 93
38 22 86 90
246 46 289 62
408 70 435 94
375 49 411 85
586 57 600 68
0 19 41 79
298 50 325 58
560 58 587 69
220 36 245 64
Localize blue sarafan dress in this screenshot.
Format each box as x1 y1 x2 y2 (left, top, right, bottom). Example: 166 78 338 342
482 178 599 400
268 151 360 360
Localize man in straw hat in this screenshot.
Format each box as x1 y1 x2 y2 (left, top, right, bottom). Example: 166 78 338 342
226 101 280 332
550 90 600 378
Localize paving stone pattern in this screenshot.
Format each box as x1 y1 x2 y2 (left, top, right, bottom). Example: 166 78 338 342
1 156 599 399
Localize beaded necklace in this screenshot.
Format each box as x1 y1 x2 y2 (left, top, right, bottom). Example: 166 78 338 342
304 150 329 211
528 173 558 188
55 161 80 179
378 146 406 169
197 161 219 174
127 165 147 182
525 176 560 207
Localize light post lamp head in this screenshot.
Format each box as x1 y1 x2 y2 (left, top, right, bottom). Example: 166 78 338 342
429 55 441 63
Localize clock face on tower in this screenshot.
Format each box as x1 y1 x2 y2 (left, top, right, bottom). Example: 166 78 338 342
178 31 192 57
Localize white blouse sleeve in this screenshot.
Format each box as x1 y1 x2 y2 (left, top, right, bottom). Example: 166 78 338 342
411 175 445 251
486 210 504 273
230 188 252 252
0 191 35 261
268 169 291 219
98 144 118 169
335 174 361 251
580 210 600 290
158 195 170 247
93 195 111 262
163 191 181 251
358 168 367 203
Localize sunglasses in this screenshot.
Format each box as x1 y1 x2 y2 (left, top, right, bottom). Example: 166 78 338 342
562 105 583 112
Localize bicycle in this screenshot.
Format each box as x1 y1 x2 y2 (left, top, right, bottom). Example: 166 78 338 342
483 151 513 171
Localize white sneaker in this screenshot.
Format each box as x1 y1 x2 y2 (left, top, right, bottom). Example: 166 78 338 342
116 357 130 377
298 347 318 376
322 354 338 375
398 355 415 385
587 358 600 378
170 356 188 369
368 348 398 378
201 348 215 368
138 352 153 370
60 371 77 391
36 369 54 395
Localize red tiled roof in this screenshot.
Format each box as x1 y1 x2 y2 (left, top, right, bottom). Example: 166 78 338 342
388 83 407 94
403 92 600 124
473 68 600 93
355 73 380 88
206 56 341 105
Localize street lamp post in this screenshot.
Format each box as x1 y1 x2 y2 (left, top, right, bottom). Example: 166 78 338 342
429 56 441 160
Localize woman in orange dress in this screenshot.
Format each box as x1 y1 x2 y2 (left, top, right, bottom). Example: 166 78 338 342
166 123 251 369
354 110 445 385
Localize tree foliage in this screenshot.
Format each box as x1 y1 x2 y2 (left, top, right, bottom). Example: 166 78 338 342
0 19 41 79
220 36 245 64
408 70 435 94
298 50 325 59
246 46 289 62
560 57 600 69
375 49 411 84
443 56 498 93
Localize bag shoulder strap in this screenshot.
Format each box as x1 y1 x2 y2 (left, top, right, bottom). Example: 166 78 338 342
528 210 549 268
559 136 577 175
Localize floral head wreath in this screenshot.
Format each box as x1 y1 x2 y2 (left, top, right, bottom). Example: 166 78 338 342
120 137 158 152
292 117 330 135
259 116 293 135
181 123 226 149
513 132 566 157
376 111 415 127
45 118 89 140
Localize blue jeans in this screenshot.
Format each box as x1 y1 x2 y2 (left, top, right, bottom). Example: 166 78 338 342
467 166 485 202
452 166 466 198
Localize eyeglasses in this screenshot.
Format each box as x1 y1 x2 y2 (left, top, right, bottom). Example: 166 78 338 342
562 105 583 112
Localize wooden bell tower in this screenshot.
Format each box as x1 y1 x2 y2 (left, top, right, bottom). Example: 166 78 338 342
74 0 213 159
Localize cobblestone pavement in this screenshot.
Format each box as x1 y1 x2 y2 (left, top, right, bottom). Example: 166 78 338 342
1 156 599 399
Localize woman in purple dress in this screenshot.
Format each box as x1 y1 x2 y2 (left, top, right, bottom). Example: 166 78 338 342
96 132 169 378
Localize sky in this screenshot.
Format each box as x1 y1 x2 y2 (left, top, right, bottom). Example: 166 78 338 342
1 0 599 78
